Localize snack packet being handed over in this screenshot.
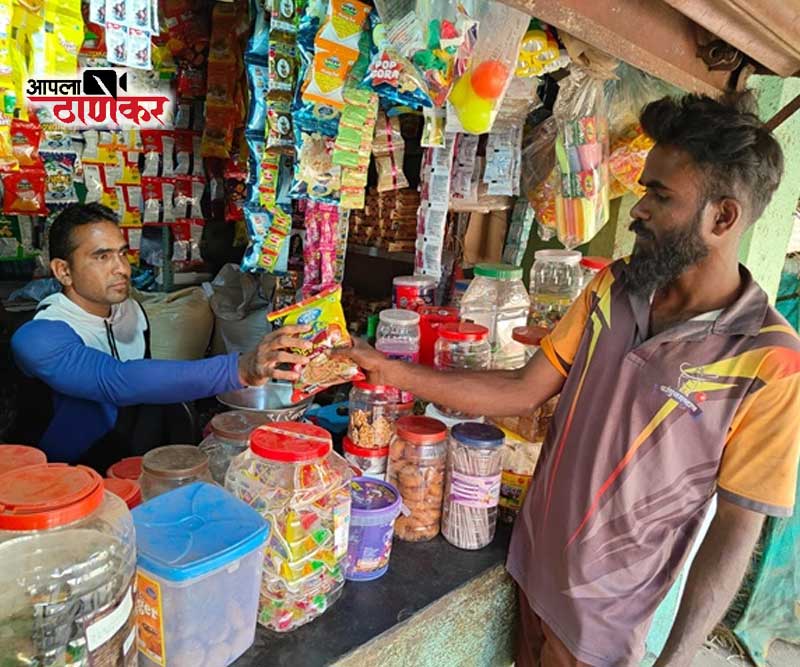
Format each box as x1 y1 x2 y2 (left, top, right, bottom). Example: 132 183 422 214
268 285 364 401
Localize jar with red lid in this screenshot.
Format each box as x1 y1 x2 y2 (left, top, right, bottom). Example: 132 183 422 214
106 455 143 480
199 410 270 484
140 445 213 501
104 477 142 509
433 322 492 418
225 422 353 632
580 255 611 287
0 464 137 665
343 436 388 479
348 381 403 449
387 415 448 542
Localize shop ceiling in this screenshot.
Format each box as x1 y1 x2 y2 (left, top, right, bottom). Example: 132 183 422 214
501 0 800 94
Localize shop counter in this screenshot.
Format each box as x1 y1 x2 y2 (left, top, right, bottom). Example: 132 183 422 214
234 524 517 667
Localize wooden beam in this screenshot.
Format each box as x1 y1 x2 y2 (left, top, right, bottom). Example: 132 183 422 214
499 0 730 94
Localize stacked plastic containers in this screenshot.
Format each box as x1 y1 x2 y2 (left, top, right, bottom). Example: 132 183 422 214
460 263 530 370
433 322 492 418
0 464 137 665
418 305 459 366
392 274 437 311
132 482 268 666
529 250 583 328
107 455 143 480
226 422 353 632
199 410 269 484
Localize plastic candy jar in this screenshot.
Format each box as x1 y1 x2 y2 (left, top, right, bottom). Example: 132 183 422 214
107 455 143 480
0 464 137 665
343 436 389 479
140 445 213 501
375 308 421 403
433 322 491 418
225 422 353 632
529 249 583 328
199 410 270 484
441 423 505 550
348 382 398 449
392 275 437 311
387 416 448 542
104 477 142 509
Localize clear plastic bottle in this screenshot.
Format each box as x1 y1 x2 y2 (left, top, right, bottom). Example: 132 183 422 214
529 250 583 329
433 322 491 418
460 263 530 370
375 309 421 403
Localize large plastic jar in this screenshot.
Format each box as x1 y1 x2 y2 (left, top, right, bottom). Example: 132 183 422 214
199 410 269 484
418 305 459 366
104 477 142 509
460 263 530 370
375 308 421 403
133 482 269 667
512 325 551 363
0 464 137 665
140 445 213 501
343 436 389 480
225 422 353 632
392 275 437 311
387 416 447 542
0 444 46 475
441 423 505 550
433 322 491 418
529 250 583 328
580 255 611 288
348 381 398 449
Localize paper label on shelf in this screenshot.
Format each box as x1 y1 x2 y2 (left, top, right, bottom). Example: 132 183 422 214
84 584 137 666
136 572 166 665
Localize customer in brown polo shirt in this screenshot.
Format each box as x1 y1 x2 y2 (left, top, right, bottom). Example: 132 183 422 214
341 92 800 667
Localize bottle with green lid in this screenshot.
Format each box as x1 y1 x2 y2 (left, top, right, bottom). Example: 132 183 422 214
460 263 530 370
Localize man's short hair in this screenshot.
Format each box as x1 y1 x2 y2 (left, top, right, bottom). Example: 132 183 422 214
640 92 784 225
48 203 120 261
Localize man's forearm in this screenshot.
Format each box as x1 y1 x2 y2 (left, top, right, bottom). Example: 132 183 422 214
654 500 764 667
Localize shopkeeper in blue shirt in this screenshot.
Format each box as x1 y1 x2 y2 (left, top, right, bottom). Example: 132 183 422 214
11 203 310 470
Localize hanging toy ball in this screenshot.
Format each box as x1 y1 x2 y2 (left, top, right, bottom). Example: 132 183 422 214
470 60 510 100
458 92 494 134
448 72 472 108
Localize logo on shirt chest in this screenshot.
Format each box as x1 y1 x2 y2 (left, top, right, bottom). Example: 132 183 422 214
656 363 719 416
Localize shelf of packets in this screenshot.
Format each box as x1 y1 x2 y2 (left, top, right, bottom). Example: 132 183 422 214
0 215 39 262
348 188 420 253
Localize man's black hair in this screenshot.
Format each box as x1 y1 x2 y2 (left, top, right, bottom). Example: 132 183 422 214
640 92 784 225
48 203 120 261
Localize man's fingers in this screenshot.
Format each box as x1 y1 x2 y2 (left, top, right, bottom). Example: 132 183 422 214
270 334 313 351
271 369 301 382
269 351 310 366
274 324 311 337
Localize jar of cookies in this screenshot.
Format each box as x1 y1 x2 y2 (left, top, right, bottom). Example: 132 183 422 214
387 416 447 542
348 382 397 449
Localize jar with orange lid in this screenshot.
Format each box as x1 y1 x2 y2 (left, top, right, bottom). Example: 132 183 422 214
199 410 270 484
0 444 46 476
0 463 137 665
387 415 448 542
225 422 353 632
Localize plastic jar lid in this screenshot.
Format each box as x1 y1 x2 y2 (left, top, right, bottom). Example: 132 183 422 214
350 477 401 518
142 445 209 480
106 456 143 480
580 256 612 271
474 263 523 280
396 415 447 445
211 410 269 442
438 322 489 342
250 422 331 462
418 306 458 319
451 422 505 448
352 380 390 393
104 478 142 509
512 325 550 347
379 308 421 326
393 275 437 288
343 436 389 458
0 464 104 530
0 445 46 476
533 249 582 265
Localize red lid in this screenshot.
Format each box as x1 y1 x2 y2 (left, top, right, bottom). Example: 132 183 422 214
0 464 105 530
438 322 489 342
104 478 142 509
343 436 390 458
580 256 611 271
0 445 46 476
353 380 390 393
419 306 459 322
396 416 447 445
250 422 332 462
512 326 550 347
106 456 143 480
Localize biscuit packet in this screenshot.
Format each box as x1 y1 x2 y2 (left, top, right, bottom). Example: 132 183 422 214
268 285 364 402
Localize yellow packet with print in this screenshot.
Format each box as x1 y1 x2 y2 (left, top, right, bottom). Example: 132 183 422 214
302 43 359 110
316 0 371 52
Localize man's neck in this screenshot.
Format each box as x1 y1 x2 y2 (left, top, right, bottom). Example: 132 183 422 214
64 288 112 319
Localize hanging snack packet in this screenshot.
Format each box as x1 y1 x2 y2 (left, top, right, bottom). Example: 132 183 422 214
41 151 79 204
1 168 47 215
269 41 297 93
271 0 297 35
266 94 294 151
365 44 432 109
10 118 43 168
316 0 371 52
267 285 364 402
302 44 359 110
245 55 269 133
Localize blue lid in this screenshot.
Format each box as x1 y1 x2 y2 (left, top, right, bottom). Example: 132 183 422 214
132 482 269 582
451 422 505 448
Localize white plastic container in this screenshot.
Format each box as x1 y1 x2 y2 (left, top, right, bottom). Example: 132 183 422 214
133 482 268 666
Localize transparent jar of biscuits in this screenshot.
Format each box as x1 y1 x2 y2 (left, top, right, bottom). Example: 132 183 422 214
387 416 448 542
348 382 398 449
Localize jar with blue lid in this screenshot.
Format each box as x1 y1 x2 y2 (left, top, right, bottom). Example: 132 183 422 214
441 422 505 550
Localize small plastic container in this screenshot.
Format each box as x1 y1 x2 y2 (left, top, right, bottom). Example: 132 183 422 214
225 422 353 632
343 436 389 479
348 381 398 449
375 308 421 403
345 477 403 581
529 249 583 329
0 444 46 475
140 445 213 501
104 477 142 509
512 325 551 363
0 464 137 665
442 422 505 550
434 322 492 419
387 416 447 542
392 275 437 311
460 263 530 370
133 482 269 667
199 410 269 484
107 455 143 480
580 255 611 287
418 305 459 366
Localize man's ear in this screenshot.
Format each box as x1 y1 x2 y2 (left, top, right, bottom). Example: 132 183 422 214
711 198 742 237
51 258 72 287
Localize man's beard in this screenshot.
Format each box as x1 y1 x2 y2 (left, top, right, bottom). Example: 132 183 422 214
626 214 709 297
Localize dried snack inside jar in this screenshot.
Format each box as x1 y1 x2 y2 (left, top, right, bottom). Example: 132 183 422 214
348 381 398 448
387 416 447 542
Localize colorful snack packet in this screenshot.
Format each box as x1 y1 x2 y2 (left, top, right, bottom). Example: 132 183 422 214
1 168 47 215
267 285 364 402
